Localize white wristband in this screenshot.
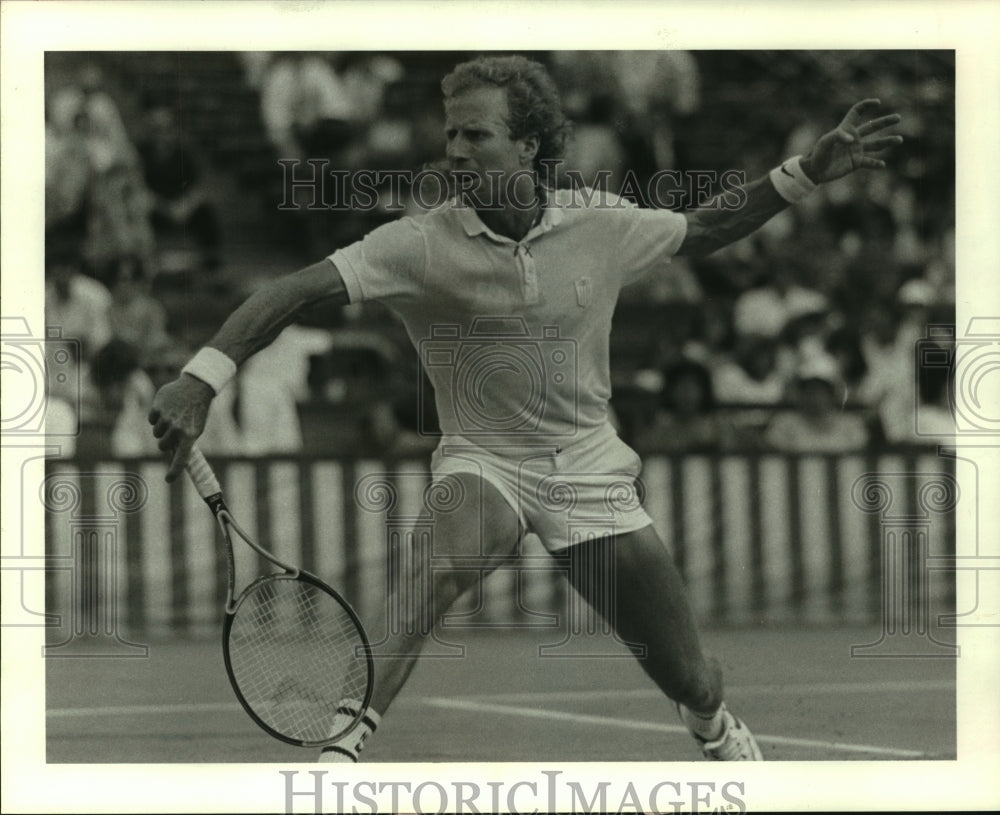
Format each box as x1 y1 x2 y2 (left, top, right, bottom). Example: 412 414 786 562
769 155 817 204
181 347 237 394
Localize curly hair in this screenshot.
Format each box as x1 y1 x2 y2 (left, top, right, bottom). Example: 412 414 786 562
441 55 570 172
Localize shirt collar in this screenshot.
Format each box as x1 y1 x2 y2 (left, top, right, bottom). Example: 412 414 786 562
454 186 564 239
536 185 564 230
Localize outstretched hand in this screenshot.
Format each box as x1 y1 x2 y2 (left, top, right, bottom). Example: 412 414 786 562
801 99 903 184
148 374 215 482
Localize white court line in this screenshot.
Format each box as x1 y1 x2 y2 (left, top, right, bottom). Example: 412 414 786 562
46 697 931 759
46 679 953 720
419 697 929 758
47 701 240 719
444 678 955 705
47 695 938 758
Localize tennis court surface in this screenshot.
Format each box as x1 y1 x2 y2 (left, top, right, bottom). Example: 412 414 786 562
46 624 955 763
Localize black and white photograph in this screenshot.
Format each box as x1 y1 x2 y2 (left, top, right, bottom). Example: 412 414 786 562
2 2 998 813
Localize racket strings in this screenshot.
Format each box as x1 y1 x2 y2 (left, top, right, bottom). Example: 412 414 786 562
227 578 370 744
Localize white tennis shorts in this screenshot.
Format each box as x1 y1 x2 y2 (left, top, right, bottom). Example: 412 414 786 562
430 423 653 552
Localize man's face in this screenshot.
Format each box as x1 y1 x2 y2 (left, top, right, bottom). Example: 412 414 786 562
443 87 537 204
671 374 708 417
798 379 837 418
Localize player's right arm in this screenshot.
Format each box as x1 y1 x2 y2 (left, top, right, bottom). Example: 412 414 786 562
148 260 349 481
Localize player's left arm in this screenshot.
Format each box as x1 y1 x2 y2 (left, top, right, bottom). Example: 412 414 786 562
676 99 902 257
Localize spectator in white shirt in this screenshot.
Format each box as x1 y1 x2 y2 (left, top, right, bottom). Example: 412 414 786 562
764 354 869 453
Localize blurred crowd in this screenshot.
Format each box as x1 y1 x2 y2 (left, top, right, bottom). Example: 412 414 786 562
44 58 226 457
44 51 956 459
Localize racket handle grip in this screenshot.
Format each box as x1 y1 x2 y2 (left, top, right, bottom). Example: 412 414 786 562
185 446 222 501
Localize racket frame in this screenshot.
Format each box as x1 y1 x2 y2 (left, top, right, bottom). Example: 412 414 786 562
186 447 374 748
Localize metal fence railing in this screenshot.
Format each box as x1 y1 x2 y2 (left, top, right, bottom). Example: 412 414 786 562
42 449 957 647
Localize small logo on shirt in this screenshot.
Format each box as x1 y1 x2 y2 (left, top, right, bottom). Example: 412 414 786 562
575 277 592 308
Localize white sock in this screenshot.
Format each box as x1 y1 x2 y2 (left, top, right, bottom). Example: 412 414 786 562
318 705 381 763
680 702 727 741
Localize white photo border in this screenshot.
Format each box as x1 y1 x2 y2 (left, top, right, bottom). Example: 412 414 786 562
3 0 998 812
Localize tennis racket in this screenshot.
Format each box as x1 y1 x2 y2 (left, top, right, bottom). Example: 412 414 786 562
185 446 374 748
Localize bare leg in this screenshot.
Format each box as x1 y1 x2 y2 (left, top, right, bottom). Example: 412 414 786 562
368 472 522 716
564 525 723 713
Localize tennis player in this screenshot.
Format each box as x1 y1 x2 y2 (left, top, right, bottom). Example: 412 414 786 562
149 56 901 761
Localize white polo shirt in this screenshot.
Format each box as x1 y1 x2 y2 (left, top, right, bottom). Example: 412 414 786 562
329 188 687 449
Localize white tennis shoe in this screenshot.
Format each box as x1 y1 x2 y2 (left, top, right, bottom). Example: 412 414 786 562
682 703 764 761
